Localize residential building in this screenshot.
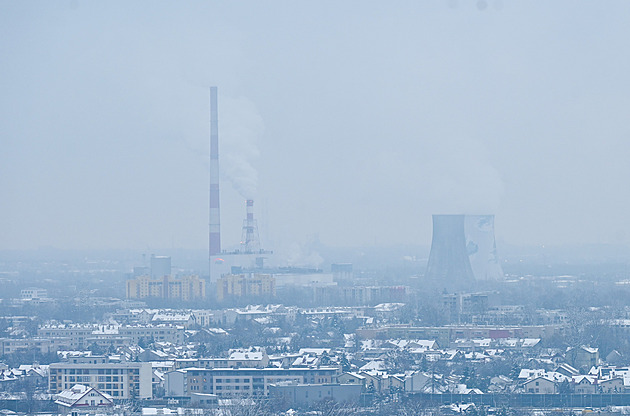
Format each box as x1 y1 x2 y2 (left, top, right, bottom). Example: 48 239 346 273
55 384 113 414
49 357 152 399
21 287 48 301
523 376 558 394
126 275 206 301
38 324 185 349
0 337 71 355
216 273 275 301
165 367 340 397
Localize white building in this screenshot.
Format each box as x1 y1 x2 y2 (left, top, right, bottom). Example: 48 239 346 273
55 384 113 414
49 357 152 399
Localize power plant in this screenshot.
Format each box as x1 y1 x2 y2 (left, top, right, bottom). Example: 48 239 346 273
208 87 271 283
208 87 503 290
425 214 503 288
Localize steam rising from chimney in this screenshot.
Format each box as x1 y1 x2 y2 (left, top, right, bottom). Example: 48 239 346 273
221 96 264 200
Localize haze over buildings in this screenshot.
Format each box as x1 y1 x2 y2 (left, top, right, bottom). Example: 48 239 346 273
2 2 630 254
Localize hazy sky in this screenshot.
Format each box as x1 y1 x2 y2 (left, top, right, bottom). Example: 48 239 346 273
2 1 630 251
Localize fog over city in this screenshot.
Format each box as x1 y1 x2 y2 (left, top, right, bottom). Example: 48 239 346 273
2 1 630 254
4 2 630 416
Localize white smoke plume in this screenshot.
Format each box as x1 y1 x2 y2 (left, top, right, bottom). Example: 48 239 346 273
281 242 324 268
220 95 264 199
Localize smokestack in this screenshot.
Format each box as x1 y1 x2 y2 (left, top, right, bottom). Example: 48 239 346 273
465 215 504 281
241 199 261 254
209 87 221 257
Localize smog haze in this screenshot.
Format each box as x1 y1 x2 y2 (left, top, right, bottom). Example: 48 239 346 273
2 1 630 253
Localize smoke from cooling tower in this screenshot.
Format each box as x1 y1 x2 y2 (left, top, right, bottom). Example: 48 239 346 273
422 137 504 215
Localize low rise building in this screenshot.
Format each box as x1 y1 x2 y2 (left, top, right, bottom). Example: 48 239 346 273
165 367 340 398
55 384 113 414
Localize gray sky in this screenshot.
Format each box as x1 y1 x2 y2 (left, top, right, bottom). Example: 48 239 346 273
2 1 630 252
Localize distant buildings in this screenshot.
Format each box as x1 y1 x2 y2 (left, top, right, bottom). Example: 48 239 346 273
126 275 206 301
150 255 171 278
38 323 185 349
216 273 275 301
21 287 48 301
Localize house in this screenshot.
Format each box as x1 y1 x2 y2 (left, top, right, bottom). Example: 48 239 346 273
600 377 624 393
518 369 546 380
555 363 579 377
572 375 597 394
488 375 513 393
606 350 624 366
381 373 405 393
405 371 442 393
338 372 366 388
523 376 557 394
567 346 600 370
55 384 113 414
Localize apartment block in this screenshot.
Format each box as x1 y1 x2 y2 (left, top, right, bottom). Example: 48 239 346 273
216 274 276 301
49 356 152 399
165 367 340 398
126 275 206 301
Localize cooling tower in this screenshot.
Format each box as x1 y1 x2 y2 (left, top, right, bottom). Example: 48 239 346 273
464 215 504 281
425 214 503 286
425 215 475 286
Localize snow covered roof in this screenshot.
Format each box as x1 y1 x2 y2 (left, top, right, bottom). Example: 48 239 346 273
55 384 112 408
360 360 386 371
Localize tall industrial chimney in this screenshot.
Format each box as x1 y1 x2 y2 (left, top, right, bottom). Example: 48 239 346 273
209 87 221 258
240 199 261 254
464 215 504 281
